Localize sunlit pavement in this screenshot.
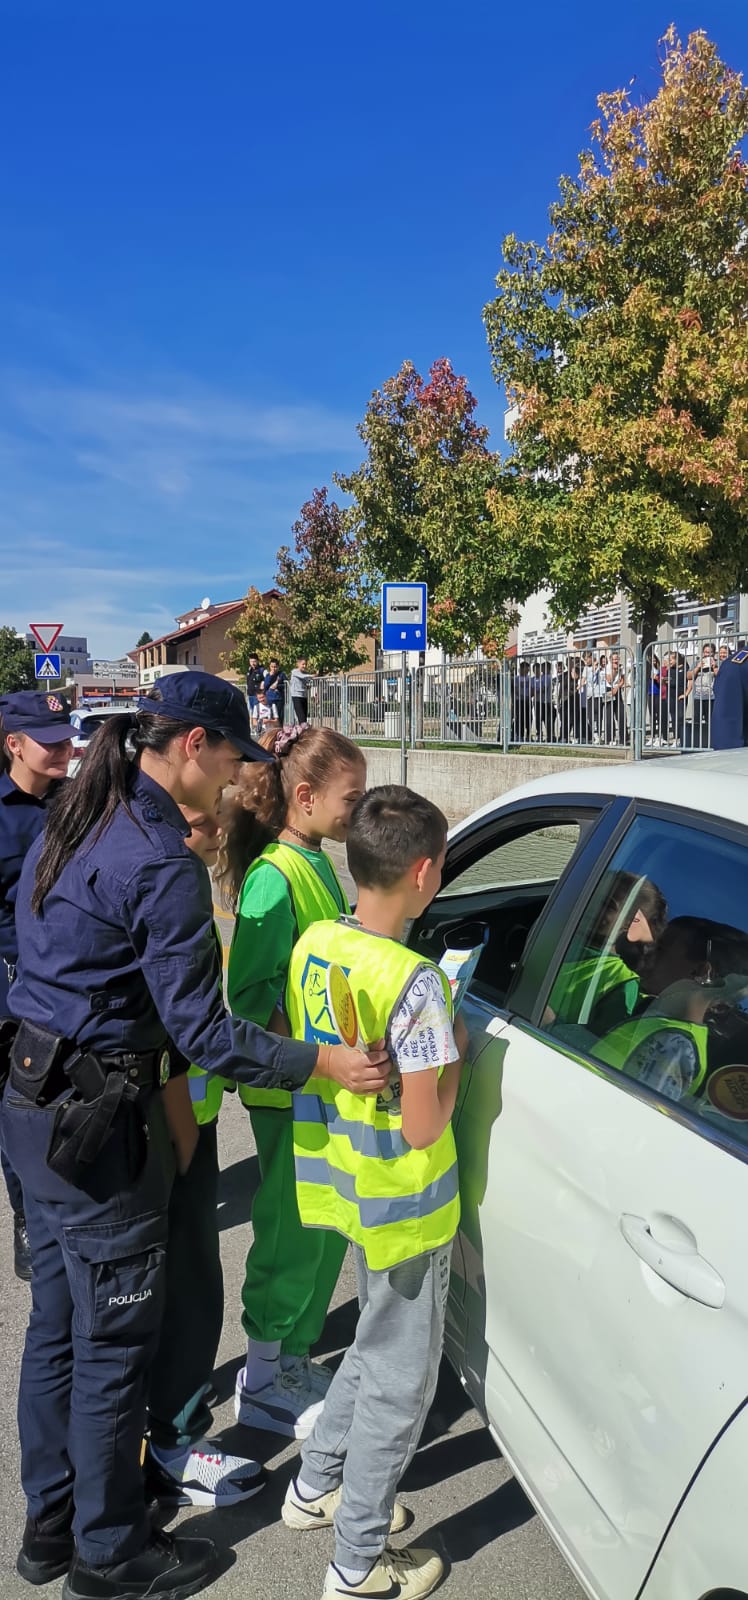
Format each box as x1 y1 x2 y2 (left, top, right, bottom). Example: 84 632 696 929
0 847 583 1598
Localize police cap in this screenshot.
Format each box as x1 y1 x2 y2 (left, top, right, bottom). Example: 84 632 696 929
137 670 273 762
0 690 74 744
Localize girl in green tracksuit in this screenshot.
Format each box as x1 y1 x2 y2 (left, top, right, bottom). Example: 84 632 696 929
221 723 367 1441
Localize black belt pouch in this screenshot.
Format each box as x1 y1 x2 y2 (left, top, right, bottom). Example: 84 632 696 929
9 1020 66 1104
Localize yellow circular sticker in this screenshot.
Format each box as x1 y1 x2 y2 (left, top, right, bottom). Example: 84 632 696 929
706 1065 748 1121
326 963 359 1049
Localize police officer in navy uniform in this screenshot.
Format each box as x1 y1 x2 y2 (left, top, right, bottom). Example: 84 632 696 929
710 647 748 749
0 672 388 1600
0 691 74 1280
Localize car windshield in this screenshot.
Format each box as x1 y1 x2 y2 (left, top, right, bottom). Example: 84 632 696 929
77 713 125 736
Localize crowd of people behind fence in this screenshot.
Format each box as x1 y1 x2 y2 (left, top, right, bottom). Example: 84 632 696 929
254 642 741 753
510 641 735 749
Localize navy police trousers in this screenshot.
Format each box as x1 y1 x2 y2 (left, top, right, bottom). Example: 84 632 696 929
0 1082 174 1565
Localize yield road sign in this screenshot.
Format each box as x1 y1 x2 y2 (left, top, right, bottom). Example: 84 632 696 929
381 583 427 652
35 653 61 679
29 622 63 653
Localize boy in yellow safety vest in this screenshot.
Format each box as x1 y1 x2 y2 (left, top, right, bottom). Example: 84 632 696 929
281 784 469 1600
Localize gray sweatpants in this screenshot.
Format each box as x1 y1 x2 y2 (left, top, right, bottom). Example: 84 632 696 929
299 1240 453 1572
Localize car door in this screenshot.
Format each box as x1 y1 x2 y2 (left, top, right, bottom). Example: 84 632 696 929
451 802 748 1600
410 796 618 1361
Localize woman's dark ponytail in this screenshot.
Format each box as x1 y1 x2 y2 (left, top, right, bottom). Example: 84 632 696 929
31 710 225 912
32 716 136 912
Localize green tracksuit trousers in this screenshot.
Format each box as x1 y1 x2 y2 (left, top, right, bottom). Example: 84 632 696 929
242 1104 346 1353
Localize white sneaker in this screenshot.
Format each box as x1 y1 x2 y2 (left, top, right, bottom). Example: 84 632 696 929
146 1440 265 1508
322 1544 444 1599
282 1478 410 1533
281 1353 334 1395
234 1365 325 1439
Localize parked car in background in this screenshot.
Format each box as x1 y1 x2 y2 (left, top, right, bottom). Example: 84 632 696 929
410 749 748 1600
68 705 135 774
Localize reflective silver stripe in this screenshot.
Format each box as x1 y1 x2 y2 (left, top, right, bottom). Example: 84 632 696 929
187 1073 208 1103
295 1154 459 1228
293 1093 408 1160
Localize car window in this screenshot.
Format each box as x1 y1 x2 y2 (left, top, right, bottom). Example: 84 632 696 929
543 812 748 1149
439 823 581 897
414 814 584 1008
79 714 123 735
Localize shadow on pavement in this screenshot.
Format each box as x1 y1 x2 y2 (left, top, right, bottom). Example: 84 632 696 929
167 1479 284 1558
217 1155 259 1231
403 1426 498 1492
312 1291 358 1358
418 1358 474 1443
418 1476 534 1565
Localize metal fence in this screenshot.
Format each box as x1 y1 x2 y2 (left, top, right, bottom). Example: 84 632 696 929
305 636 735 760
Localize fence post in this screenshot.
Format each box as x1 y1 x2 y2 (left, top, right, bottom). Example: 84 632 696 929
414 665 424 743
400 654 407 783
341 675 349 737
633 641 644 761
502 658 510 754
440 659 447 741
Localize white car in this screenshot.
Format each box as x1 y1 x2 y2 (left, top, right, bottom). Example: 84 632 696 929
68 705 135 774
412 748 748 1600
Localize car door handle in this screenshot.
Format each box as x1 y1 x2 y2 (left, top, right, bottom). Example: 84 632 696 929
619 1214 725 1309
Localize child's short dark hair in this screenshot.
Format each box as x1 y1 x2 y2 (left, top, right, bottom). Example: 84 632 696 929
347 785 447 890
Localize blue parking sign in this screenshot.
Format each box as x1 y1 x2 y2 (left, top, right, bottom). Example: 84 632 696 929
381 583 427 651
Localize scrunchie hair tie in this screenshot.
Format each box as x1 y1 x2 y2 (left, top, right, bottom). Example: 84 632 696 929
274 722 311 757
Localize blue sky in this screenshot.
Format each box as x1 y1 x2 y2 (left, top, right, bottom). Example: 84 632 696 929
1 0 746 657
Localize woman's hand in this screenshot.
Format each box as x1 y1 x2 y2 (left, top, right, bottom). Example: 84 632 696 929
161 1074 199 1175
316 1041 391 1095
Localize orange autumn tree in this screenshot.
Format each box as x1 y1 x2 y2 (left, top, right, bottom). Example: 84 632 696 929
485 27 748 640
338 359 504 654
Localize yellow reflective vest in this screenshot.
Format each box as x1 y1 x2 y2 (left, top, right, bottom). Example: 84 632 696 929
189 842 350 1122
237 842 349 1109
287 918 460 1271
187 922 233 1125
592 1014 709 1100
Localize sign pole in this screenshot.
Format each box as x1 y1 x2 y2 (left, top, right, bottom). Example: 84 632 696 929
400 651 407 784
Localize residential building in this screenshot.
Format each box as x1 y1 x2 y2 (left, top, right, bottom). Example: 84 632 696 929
25 632 90 676
131 594 282 687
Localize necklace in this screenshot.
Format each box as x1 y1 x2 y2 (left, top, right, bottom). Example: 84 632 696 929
282 824 322 852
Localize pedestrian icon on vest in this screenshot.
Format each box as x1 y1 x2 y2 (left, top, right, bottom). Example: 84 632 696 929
299 955 338 1042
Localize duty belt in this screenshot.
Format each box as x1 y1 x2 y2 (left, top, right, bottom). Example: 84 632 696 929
96 1048 171 1091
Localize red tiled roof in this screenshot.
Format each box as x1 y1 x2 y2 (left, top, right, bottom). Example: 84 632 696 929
131 600 245 656
132 591 284 657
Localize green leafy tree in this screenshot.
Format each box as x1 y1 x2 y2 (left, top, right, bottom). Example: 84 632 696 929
0 627 36 693
229 491 376 677
337 359 506 653
275 488 376 674
136 631 153 647
485 27 748 641
228 587 288 677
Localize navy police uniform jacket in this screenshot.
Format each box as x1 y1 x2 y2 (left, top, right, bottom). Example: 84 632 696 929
0 773 62 1015
9 769 317 1089
711 651 748 751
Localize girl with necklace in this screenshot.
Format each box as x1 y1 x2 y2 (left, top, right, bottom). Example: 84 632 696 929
219 724 367 1441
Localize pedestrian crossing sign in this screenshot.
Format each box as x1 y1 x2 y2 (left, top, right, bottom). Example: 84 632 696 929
35 652 61 680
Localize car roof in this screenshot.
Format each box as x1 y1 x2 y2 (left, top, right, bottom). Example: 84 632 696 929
74 705 134 715
456 749 748 834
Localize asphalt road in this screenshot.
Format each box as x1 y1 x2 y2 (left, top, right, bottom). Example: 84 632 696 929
0 1094 584 1600
0 860 585 1600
